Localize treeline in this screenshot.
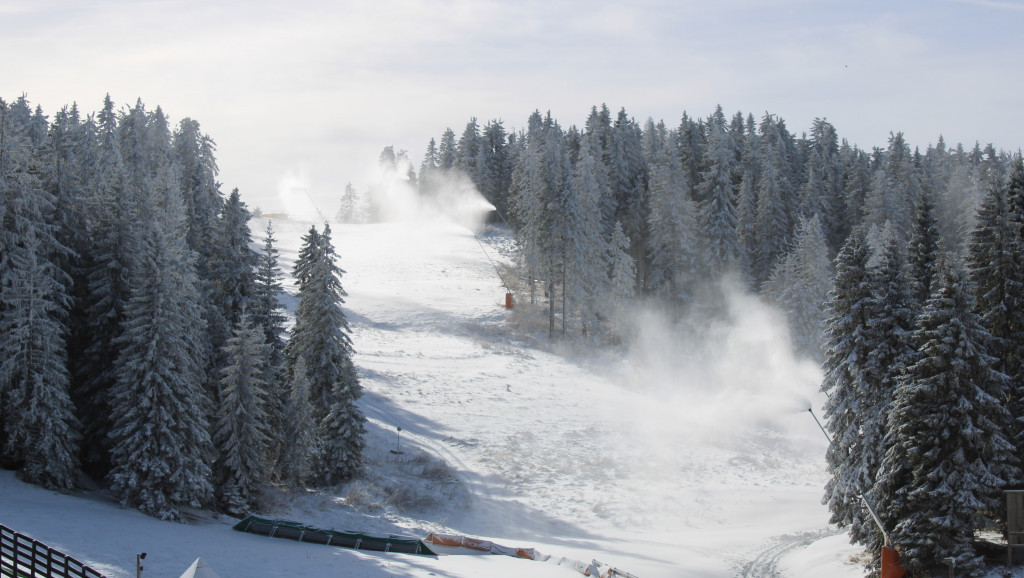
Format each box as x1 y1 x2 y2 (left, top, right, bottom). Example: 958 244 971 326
0 95 364 521
377 105 1010 352
406 104 1022 573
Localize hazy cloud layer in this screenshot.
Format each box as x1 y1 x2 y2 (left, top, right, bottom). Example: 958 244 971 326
3 0 1021 212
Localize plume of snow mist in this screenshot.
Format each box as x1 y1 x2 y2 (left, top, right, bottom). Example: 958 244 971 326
616 276 825 449
365 155 494 232
366 153 420 223
420 170 495 234
277 166 323 222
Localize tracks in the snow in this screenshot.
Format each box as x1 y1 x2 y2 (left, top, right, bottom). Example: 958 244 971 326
735 528 844 578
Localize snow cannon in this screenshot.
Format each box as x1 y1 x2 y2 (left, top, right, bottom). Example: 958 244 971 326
505 292 514 309
808 408 905 577
881 545 906 578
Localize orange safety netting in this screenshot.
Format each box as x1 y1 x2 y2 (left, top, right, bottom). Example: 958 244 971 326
423 532 543 560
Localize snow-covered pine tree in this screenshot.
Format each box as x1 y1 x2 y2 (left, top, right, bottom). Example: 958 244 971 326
480 120 510 219
316 352 365 485
584 105 616 235
438 128 457 172
838 142 872 233
610 109 649 291
48 107 97 477
173 117 227 409
213 188 258 330
736 116 761 284
336 182 358 223
820 227 882 547
863 132 921 237
568 132 611 336
877 265 1019 576
834 232 920 563
48 103 93 386
508 111 561 314
76 94 133 478
0 97 81 490
455 118 481 187
215 312 271 515
806 118 844 251
645 135 699 305
762 214 832 360
968 155 1024 461
676 111 706 197
285 224 364 483
697 110 741 277
250 220 288 464
752 122 793 286
907 191 942 308
106 103 214 520
276 357 316 487
419 138 439 182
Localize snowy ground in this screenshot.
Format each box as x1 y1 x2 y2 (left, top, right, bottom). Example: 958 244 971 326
0 211 875 577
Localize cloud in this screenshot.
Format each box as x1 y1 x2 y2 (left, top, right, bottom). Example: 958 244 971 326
4 0 1021 216
951 0 1024 11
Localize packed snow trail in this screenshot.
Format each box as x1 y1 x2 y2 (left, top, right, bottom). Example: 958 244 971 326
294 216 856 576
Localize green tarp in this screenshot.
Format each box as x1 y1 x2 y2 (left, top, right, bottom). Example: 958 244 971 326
232 515 436 556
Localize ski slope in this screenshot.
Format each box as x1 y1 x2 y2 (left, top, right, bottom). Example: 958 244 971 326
0 213 866 577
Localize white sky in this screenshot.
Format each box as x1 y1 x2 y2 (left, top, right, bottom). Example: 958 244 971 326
2 0 1022 214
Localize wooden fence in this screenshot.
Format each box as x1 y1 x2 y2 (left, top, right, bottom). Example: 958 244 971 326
1 524 106 578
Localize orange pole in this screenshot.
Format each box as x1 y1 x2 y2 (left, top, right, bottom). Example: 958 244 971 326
505 292 514 309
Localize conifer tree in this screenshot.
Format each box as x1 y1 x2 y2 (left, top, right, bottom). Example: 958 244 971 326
762 215 832 360
907 191 942 308
584 105 616 233
736 118 761 282
646 137 699 304
251 220 288 461
456 118 481 186
479 120 510 219
820 228 881 547
336 182 358 223
106 103 214 520
286 224 364 483
968 155 1024 457
76 94 133 477
419 138 439 181
753 134 792 285
173 117 226 408
215 313 271 515
438 128 457 171
610 109 649 290
508 111 566 316
697 115 741 276
568 133 612 335
213 188 258 329
676 112 706 196
276 357 316 487
878 266 1019 576
0 97 81 490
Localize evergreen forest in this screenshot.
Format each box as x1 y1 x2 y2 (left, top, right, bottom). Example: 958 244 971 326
0 95 363 521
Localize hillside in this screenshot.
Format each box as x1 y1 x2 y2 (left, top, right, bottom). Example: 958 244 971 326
0 213 861 577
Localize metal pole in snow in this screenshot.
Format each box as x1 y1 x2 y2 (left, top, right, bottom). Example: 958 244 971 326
807 408 893 548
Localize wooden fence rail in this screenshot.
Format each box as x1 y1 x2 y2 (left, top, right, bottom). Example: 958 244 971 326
1 524 106 578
